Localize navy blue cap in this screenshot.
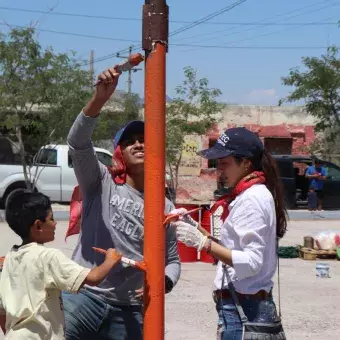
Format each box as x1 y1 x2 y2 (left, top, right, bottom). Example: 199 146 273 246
113 120 144 149
197 127 264 160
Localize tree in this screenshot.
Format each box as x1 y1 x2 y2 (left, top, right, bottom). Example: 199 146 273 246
0 28 92 190
92 92 143 146
279 46 340 153
166 66 224 201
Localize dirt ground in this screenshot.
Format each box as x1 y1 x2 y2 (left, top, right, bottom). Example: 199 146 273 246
0 220 339 339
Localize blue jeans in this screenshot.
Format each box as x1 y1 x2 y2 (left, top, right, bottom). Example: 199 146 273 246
216 295 280 340
62 289 143 340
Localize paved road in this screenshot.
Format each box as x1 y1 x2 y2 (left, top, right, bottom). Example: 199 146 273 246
0 220 340 339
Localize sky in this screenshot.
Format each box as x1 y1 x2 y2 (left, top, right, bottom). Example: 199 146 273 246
1 0 340 105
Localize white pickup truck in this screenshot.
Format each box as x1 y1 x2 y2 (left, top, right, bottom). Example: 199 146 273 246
0 144 113 206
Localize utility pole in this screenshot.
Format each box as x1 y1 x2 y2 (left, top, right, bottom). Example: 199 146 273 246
116 46 142 94
89 49 94 89
142 0 169 339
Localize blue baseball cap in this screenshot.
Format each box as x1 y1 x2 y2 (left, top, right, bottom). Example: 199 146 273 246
113 120 144 149
197 127 264 160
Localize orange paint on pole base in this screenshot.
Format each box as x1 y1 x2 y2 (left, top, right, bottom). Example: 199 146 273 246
143 42 167 339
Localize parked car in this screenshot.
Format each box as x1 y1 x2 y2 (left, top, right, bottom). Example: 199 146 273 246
0 144 113 207
273 155 340 209
213 154 340 210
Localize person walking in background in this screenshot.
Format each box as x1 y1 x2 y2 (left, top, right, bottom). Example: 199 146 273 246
305 159 327 211
169 127 287 339
307 187 318 211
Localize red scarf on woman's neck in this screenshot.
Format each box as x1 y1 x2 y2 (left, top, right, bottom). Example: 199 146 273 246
65 146 127 240
210 171 266 222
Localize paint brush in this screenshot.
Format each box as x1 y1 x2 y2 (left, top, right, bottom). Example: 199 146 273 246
92 247 147 271
163 207 202 226
94 53 144 86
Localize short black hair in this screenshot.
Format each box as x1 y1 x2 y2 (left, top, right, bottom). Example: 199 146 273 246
5 190 52 239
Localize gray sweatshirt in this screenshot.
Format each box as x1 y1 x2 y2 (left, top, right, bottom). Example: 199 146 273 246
67 112 181 306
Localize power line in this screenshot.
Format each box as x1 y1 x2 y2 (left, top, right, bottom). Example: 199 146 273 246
82 42 335 67
85 1 249 66
0 23 139 43
125 1 249 57
2 2 334 68
116 46 142 94
179 12 338 54
84 44 135 66
174 0 335 44
0 22 136 67
84 44 336 67
220 15 336 47
2 5 336 26
89 44 337 65
171 44 336 50
0 21 336 67
0 6 142 22
169 0 247 37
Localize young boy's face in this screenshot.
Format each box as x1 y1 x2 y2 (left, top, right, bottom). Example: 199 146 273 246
31 209 56 244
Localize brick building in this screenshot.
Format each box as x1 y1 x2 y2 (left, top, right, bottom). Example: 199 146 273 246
176 105 315 204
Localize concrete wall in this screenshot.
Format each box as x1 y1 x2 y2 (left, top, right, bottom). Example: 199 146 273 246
215 105 315 127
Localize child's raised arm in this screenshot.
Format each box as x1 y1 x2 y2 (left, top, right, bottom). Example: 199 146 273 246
84 248 122 286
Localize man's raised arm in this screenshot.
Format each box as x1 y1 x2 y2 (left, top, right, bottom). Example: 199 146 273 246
67 68 121 196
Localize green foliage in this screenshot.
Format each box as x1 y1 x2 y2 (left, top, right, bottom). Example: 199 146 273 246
0 27 93 189
280 46 340 145
0 28 92 154
92 93 143 142
166 66 224 191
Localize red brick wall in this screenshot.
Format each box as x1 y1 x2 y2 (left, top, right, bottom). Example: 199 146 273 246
201 123 315 169
176 123 315 203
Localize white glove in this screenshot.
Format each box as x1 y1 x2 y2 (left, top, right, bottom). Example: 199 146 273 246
168 208 199 228
172 221 207 251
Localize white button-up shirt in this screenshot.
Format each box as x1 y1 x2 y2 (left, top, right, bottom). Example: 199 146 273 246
214 184 277 294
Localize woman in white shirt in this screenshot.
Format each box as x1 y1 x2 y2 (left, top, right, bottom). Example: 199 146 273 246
171 127 287 339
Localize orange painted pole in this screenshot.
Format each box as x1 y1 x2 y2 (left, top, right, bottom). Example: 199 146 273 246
142 0 169 339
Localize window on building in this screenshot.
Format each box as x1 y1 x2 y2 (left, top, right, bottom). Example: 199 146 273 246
264 138 292 155
208 139 218 168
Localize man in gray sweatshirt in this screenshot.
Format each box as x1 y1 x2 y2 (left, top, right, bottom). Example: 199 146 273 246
62 67 181 339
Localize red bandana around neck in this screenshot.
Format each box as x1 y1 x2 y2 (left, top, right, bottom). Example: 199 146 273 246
65 146 127 240
210 171 266 222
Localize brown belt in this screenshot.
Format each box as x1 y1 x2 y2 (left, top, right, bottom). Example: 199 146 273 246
213 289 270 302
